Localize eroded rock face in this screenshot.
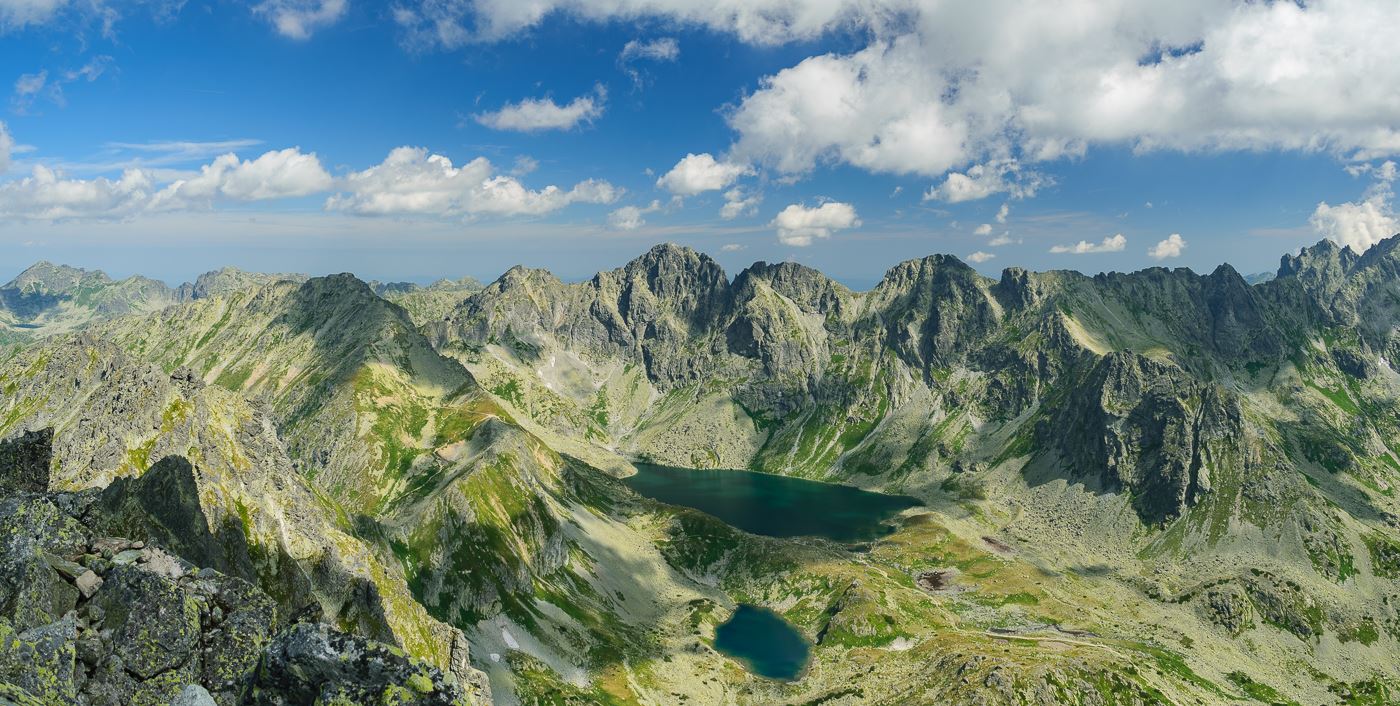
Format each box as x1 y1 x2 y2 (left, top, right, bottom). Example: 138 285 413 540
0 427 488 706
1044 352 1246 524
0 430 50 494
244 622 477 706
0 486 486 705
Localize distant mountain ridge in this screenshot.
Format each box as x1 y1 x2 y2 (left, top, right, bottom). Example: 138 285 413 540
3 236 1400 704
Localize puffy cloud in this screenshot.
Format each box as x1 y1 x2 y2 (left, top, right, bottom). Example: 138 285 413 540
254 0 347 39
1311 162 1398 252
393 0 867 46
475 87 605 132
402 1 1400 180
0 121 12 172
730 38 968 176
966 251 994 264
771 201 859 246
925 160 1045 203
620 37 678 62
995 203 1009 224
608 199 661 230
657 153 751 196
988 232 1017 247
0 147 336 220
1147 233 1186 260
0 165 154 220
154 148 332 207
327 146 620 217
1050 233 1126 254
720 243 745 252
719 186 761 219
973 223 992 236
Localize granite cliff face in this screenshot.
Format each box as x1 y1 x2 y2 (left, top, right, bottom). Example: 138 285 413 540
3 237 1400 704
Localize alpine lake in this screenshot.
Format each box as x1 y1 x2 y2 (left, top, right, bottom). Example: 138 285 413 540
623 463 922 681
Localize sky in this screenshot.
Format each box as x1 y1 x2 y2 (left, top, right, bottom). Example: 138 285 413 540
1 0 1398 289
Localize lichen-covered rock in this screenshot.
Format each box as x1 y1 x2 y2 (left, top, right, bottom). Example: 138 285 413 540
244 622 477 705
0 613 77 703
0 429 51 494
0 682 48 706
96 564 201 680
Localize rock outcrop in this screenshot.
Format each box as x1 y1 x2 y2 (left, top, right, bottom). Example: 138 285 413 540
0 453 487 705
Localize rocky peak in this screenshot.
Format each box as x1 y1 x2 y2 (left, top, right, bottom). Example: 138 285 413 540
489 265 562 293
614 243 730 316
4 261 107 294
993 266 1047 311
733 261 849 317
177 267 307 302
1276 237 1358 286
868 254 1000 372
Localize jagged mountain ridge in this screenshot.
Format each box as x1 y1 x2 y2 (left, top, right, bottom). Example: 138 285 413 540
0 262 312 339
2 238 1400 704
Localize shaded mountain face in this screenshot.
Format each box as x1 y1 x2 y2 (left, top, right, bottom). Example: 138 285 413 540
3 237 1400 705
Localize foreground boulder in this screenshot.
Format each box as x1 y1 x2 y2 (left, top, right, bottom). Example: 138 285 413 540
0 471 487 704
245 622 476 705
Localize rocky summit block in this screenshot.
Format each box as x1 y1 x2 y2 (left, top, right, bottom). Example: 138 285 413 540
244 622 476 706
0 467 485 705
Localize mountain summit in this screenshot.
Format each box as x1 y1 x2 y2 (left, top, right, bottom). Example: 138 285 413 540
3 237 1400 704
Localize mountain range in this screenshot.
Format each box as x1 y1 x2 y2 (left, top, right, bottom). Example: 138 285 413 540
4 236 1400 704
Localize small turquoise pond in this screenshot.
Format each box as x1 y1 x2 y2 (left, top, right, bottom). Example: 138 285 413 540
623 463 921 542
713 604 811 681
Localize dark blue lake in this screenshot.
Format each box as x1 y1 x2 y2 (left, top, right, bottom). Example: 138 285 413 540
713 604 811 681
623 463 921 542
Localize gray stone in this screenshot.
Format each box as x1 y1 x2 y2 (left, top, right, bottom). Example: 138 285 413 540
170 684 217 706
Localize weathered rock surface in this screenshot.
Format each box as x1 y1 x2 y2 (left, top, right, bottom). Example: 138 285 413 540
0 478 485 705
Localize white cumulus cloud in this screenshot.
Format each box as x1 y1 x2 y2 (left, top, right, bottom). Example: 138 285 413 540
1148 233 1186 260
771 201 859 246
966 251 994 264
1050 233 1126 255
254 0 347 39
399 0 1400 187
657 153 751 196
154 148 332 207
925 160 1045 203
1311 161 1398 252
326 146 619 217
0 147 332 220
475 87 605 132
973 223 992 236
0 165 154 220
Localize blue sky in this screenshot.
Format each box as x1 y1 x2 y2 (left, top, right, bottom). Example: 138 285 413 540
1 0 1397 288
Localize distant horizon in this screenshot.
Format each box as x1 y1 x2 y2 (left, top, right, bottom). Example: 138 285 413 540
6 233 1364 295
3 1 1398 291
